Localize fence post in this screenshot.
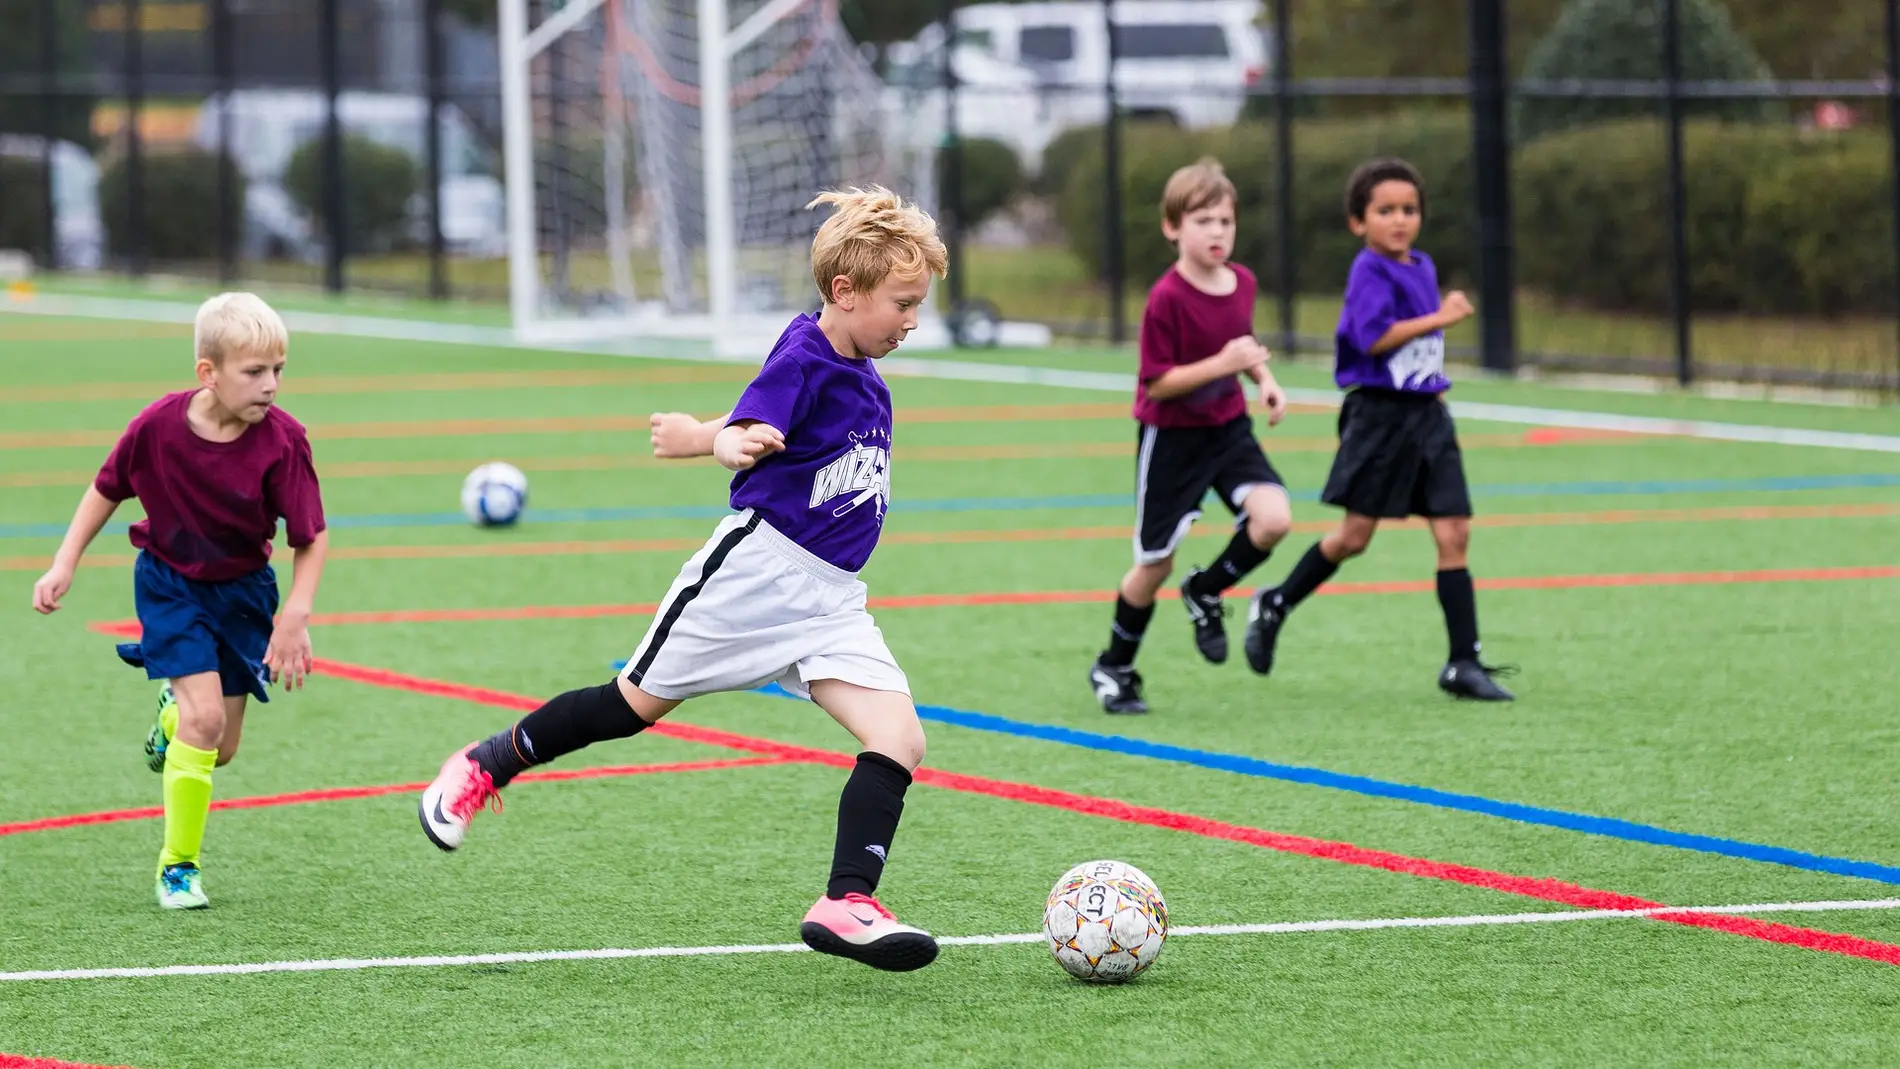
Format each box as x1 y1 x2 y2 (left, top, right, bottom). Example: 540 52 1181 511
1467 0 1515 373
1271 0 1293 357
126 0 147 276
939 0 964 313
1102 0 1125 344
213 0 235 283
37 0 57 269
1888 0 1900 395
425 0 448 300
1662 0 1692 386
321 0 345 293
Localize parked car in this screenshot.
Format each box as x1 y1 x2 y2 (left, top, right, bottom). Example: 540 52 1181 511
885 0 1268 170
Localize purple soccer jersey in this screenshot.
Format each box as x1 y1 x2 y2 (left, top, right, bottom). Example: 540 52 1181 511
1334 248 1453 394
726 315 893 572
94 390 327 582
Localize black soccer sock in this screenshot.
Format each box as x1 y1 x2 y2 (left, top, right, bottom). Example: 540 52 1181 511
827 751 913 900
1269 542 1341 613
469 680 648 788
1101 594 1156 667
1437 567 1481 663
1192 528 1273 595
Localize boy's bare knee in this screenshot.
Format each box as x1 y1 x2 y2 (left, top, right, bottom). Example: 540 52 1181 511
1121 558 1173 602
614 674 678 724
170 676 227 750
889 722 927 770
861 716 926 771
1327 529 1373 559
1249 514 1293 547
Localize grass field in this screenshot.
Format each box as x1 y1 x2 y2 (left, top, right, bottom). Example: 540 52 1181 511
35 239 1900 386
5 309 1900 1067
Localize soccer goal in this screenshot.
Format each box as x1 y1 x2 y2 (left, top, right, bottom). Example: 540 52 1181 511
497 0 945 356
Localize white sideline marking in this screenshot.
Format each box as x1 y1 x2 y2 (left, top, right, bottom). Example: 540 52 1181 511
5 898 1898 983
7 293 1899 453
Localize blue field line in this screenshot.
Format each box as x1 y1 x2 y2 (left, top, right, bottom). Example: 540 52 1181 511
8 471 1900 541
740 681 1900 885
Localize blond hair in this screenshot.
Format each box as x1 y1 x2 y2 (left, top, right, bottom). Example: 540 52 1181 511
194 292 288 367
806 186 949 303
1161 157 1237 226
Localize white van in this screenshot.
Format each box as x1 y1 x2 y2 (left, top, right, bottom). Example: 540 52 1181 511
193 90 505 261
885 0 1267 169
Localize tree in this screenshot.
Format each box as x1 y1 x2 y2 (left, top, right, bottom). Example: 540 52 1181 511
840 0 940 49
1731 0 1883 81
1513 0 1779 144
0 0 98 148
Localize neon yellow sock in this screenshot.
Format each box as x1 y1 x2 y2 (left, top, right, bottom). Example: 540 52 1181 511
158 739 217 870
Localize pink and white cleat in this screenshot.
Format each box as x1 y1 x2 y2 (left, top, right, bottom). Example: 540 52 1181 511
799 892 939 972
418 743 501 851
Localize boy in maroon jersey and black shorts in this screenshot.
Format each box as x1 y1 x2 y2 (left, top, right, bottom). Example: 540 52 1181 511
1087 158 1293 715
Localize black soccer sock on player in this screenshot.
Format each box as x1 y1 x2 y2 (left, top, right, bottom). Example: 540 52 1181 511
827 752 913 900
1437 567 1481 663
1101 594 1156 667
1269 542 1341 613
469 680 649 788
1191 528 1273 595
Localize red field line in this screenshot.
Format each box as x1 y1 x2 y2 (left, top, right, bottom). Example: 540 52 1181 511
79 562 1900 633
12 500 1900 575
4 366 754 405
0 401 1344 451
0 428 1661 488
304 658 1900 969
0 756 791 838
0 1054 140 1069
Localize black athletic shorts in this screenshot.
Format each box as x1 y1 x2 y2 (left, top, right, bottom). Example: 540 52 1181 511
1133 415 1284 563
1320 388 1472 519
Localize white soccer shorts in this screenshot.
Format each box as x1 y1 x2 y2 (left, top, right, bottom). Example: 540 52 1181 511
619 509 911 702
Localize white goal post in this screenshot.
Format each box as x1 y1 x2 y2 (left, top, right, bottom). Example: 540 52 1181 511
497 0 949 356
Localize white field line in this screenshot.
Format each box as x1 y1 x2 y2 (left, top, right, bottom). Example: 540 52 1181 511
6 898 1899 983
7 293 1900 454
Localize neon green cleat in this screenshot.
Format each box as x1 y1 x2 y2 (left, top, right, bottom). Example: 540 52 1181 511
156 862 209 910
144 682 176 774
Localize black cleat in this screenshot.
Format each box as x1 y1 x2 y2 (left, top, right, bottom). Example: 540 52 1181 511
1439 659 1517 702
1179 570 1230 664
1088 657 1149 715
1243 589 1285 676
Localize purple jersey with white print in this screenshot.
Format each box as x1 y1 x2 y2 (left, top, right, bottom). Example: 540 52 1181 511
1334 248 1453 394
726 314 893 572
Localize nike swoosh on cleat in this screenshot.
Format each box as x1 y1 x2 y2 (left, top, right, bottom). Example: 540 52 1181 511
848 912 878 927
431 796 451 829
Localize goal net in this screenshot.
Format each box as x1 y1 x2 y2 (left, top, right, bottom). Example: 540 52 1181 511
499 0 942 356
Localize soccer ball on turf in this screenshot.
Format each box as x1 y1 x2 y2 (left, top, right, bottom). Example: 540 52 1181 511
1042 859 1169 983
460 462 528 527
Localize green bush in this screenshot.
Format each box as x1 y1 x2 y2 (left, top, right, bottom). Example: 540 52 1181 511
1745 142 1894 315
1514 0 1780 144
1034 126 1101 197
100 148 246 262
1513 119 1882 314
284 134 419 255
942 137 1023 228
0 155 49 261
1056 113 1474 295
